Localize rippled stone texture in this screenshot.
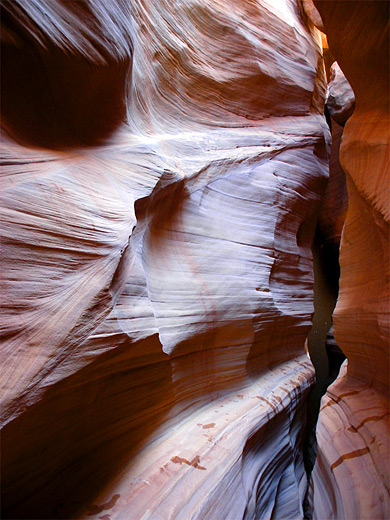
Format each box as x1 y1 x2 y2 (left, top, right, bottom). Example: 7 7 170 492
1 1 329 518
311 1 389 518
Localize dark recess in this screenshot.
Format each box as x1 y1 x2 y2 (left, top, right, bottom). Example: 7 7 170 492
1 6 130 150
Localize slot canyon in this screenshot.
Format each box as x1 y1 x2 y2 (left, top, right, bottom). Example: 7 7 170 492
0 1 388 519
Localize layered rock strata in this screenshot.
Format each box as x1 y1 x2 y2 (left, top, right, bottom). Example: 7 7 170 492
313 363 389 520
1 1 329 518
311 1 390 518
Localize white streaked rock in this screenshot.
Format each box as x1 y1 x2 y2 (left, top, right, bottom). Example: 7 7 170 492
1 1 329 518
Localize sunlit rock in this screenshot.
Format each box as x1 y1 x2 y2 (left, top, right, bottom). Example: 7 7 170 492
1 1 329 518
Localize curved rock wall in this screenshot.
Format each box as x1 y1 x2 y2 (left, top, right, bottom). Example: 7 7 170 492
311 1 389 518
1 1 329 518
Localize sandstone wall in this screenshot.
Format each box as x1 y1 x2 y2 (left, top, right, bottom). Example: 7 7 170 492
311 1 389 518
1 1 329 518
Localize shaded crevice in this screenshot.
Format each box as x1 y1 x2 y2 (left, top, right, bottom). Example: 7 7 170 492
1 3 132 150
303 226 346 518
303 69 351 513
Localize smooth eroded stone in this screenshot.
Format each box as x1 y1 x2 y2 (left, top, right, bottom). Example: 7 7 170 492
311 363 389 520
1 1 329 518
312 1 389 518
326 62 355 126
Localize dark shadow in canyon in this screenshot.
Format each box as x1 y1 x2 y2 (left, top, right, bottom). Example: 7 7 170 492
1 334 173 519
302 227 346 519
1 5 130 151
303 94 349 494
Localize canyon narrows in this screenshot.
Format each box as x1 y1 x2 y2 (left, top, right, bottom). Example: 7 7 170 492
310 2 389 519
1 1 388 519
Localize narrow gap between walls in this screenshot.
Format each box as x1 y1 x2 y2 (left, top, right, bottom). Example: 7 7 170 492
302 227 346 519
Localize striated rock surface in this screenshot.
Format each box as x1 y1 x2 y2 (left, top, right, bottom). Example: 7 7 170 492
1 1 329 518
311 1 389 518
313 363 389 520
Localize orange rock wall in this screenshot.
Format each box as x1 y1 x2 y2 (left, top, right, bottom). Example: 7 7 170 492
1 1 331 518
311 1 389 518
